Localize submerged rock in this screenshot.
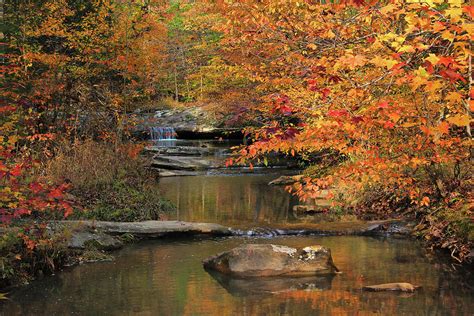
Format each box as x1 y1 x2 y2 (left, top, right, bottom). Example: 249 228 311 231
203 244 339 277
363 283 420 293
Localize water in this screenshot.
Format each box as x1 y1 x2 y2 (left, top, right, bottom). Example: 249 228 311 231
1 149 473 315
149 127 176 141
158 174 301 228
2 236 472 315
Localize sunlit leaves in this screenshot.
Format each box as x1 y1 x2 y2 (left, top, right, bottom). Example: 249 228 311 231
213 0 472 209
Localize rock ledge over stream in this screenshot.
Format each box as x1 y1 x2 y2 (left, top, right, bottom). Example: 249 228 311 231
61 220 233 238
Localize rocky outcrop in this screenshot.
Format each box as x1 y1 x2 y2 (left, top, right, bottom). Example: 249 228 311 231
151 155 222 171
363 283 420 292
130 107 241 139
203 244 339 278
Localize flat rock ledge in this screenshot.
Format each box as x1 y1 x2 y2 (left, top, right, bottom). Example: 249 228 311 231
60 220 232 238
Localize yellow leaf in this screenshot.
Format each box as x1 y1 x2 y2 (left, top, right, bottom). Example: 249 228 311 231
399 45 415 53
380 4 396 15
401 122 418 128
425 54 439 65
447 114 470 127
445 8 463 21
462 24 474 37
441 30 455 42
371 55 397 69
8 135 18 145
445 92 463 104
327 30 336 39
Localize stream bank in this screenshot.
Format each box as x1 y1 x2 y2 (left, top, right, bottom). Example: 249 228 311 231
62 218 413 252
2 131 473 315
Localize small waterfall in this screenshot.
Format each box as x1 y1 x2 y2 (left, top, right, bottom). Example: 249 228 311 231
150 127 177 141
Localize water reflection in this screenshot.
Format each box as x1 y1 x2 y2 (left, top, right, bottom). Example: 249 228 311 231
206 270 335 296
2 236 473 315
158 175 301 227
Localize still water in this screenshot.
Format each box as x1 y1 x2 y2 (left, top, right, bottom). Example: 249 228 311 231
1 173 473 315
158 174 301 228
2 236 472 315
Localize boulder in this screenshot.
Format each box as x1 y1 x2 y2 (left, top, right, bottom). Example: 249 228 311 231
203 244 339 277
362 283 420 293
69 231 123 251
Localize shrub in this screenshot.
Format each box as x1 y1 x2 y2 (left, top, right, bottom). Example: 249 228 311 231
45 139 175 221
0 227 70 288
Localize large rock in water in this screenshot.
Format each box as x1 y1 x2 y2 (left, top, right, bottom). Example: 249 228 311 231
203 244 339 277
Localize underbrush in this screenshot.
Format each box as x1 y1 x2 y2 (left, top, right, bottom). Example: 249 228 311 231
347 166 472 263
45 139 175 222
0 227 71 289
302 160 473 263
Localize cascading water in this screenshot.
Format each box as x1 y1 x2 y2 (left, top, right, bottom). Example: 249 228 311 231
149 127 177 147
149 127 177 141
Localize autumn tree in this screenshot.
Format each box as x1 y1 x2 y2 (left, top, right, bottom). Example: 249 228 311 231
212 0 473 260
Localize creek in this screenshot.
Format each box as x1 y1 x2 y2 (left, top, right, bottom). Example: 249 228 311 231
1 137 473 315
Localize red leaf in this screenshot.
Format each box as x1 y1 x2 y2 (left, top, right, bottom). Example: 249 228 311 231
439 69 467 83
9 164 22 177
0 105 16 113
423 61 434 74
30 182 43 194
47 188 63 199
383 121 395 129
437 57 456 67
391 62 406 72
463 6 474 19
61 202 73 218
328 75 342 83
320 88 331 101
352 0 365 6
378 101 390 109
352 116 364 124
328 109 348 118
279 105 293 116
14 208 31 218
